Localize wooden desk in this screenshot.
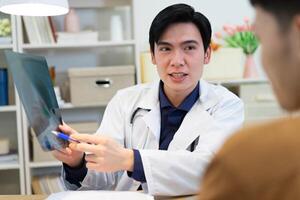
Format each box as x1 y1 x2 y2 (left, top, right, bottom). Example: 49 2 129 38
0 195 47 200
0 194 197 200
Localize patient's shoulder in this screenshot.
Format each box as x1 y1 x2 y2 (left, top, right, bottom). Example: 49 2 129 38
218 116 300 157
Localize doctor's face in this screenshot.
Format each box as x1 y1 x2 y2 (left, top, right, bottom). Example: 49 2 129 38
151 22 211 97
254 7 300 111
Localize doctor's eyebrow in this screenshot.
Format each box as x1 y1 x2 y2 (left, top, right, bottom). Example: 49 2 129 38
156 41 172 46
157 40 200 46
181 40 200 46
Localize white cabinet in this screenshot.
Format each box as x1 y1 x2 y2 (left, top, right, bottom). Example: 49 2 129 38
211 79 288 125
239 82 287 123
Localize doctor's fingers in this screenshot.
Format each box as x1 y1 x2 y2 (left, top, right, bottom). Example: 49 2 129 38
59 123 78 136
52 149 73 161
85 153 101 163
71 133 110 145
85 161 114 172
52 147 71 155
71 142 106 156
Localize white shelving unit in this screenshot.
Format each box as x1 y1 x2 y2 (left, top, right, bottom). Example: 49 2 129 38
0 44 13 49
207 78 287 124
208 78 269 86
12 0 139 195
61 102 107 109
0 105 17 112
21 40 136 49
29 161 62 169
0 161 20 170
0 14 26 195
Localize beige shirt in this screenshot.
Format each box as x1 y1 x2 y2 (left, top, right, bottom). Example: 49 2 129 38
200 116 300 200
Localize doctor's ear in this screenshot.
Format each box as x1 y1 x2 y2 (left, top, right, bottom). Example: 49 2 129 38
151 51 156 65
204 46 211 64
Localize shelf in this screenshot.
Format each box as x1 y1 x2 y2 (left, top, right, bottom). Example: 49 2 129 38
0 105 17 112
60 102 107 109
0 161 19 170
29 161 62 168
208 78 269 86
0 44 13 49
21 40 136 50
69 0 131 8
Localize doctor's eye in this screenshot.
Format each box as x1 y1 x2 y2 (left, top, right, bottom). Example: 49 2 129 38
184 45 196 51
159 46 171 52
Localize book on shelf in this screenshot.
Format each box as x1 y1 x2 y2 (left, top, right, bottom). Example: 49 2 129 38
32 175 65 194
23 16 56 44
56 31 98 44
48 17 57 43
140 51 159 83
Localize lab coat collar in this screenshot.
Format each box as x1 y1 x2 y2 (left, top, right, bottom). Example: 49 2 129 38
137 80 220 145
169 80 221 150
136 81 161 141
136 80 217 110
136 81 160 110
168 101 215 150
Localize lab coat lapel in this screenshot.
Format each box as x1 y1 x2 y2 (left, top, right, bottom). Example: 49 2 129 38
136 81 161 142
143 106 161 142
168 80 220 150
168 103 213 150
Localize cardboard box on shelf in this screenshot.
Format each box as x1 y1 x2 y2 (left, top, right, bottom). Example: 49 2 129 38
30 121 98 162
67 121 99 134
31 129 57 162
68 66 135 106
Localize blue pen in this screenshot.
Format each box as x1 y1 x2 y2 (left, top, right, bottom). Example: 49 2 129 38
52 131 80 143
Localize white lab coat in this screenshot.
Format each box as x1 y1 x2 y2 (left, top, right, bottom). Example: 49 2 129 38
63 80 244 196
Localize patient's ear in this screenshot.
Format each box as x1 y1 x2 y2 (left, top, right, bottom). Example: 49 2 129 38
296 15 300 31
295 15 300 60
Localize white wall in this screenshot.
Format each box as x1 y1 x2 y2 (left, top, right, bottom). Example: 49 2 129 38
134 0 255 51
133 0 264 76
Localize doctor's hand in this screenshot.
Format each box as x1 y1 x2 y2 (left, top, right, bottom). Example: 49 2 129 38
52 123 85 168
69 134 134 172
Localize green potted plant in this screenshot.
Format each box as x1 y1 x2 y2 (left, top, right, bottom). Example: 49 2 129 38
215 18 260 78
0 18 12 44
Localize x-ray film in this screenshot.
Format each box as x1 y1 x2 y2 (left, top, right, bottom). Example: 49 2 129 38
5 50 67 151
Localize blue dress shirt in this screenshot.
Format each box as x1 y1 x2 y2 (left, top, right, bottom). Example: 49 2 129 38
64 81 200 186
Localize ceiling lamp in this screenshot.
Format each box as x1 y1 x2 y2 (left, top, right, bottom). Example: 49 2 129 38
0 0 69 16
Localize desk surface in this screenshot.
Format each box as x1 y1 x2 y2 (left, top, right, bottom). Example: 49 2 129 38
0 195 197 200
0 195 46 200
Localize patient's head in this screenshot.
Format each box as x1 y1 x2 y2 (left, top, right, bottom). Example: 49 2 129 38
250 0 300 111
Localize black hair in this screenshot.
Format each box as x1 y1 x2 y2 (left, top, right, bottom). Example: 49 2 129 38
149 3 212 54
250 0 300 30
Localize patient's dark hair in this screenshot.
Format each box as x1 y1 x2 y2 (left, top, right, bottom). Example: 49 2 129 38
250 0 300 30
149 3 211 54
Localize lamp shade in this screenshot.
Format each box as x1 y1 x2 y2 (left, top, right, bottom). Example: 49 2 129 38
0 0 69 16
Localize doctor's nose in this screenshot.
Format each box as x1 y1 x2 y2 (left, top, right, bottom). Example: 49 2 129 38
170 50 185 67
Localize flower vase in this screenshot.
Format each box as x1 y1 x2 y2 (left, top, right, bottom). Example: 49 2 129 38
243 54 258 79
64 8 80 32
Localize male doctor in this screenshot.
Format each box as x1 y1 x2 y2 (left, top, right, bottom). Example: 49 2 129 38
53 4 244 196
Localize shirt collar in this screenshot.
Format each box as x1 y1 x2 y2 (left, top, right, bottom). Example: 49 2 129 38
159 81 200 112
159 81 172 109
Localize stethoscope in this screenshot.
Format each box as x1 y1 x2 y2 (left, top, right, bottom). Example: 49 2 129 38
130 107 151 124
130 107 198 152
